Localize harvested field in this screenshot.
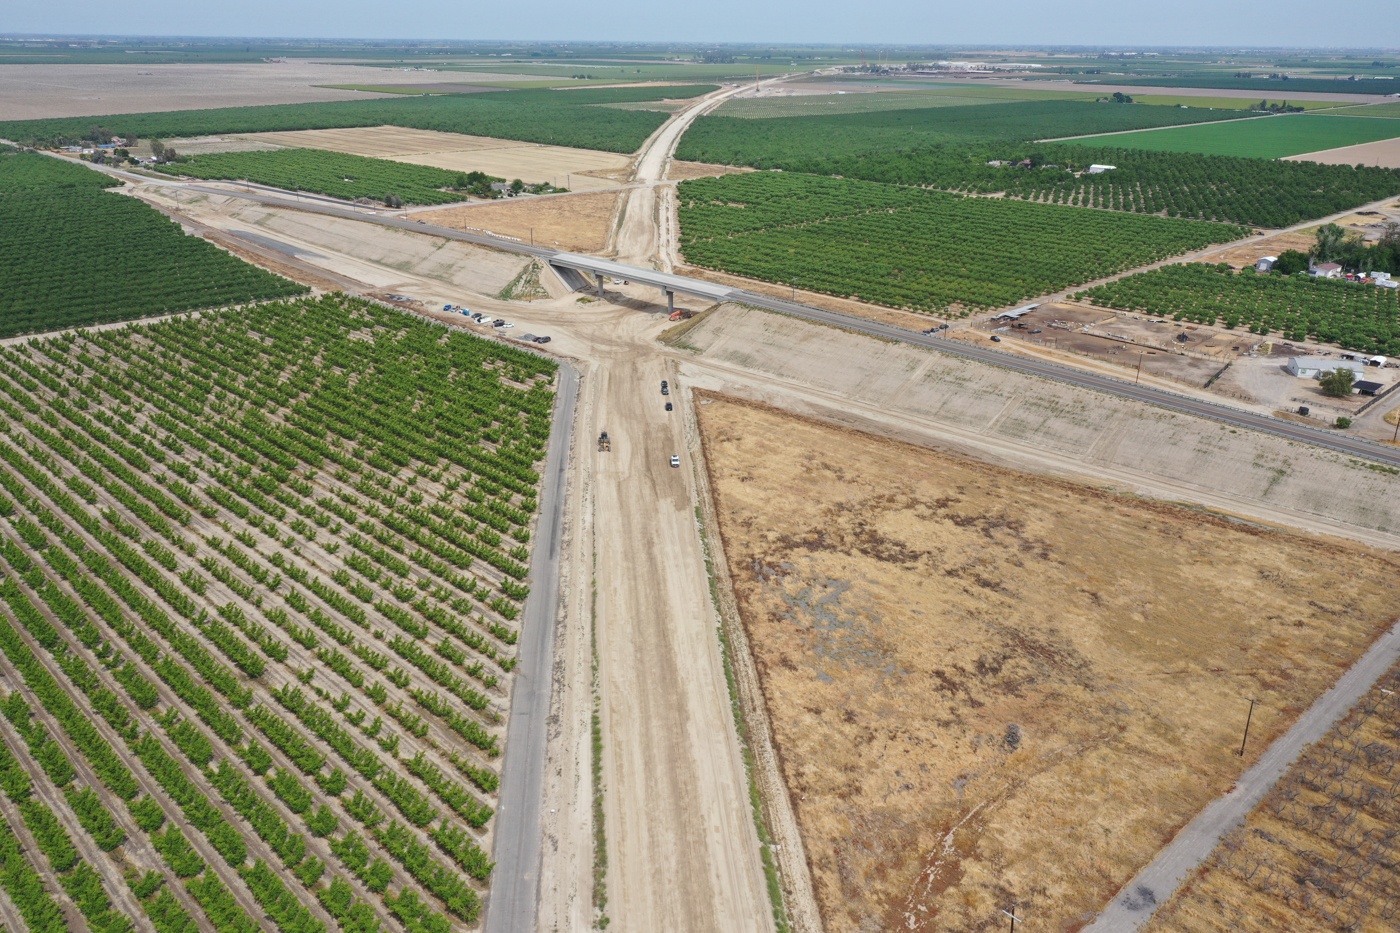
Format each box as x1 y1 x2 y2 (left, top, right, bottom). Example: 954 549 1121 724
1284 135 1400 169
237 126 634 191
665 160 756 181
696 394 1400 933
1143 657 1400 933
0 62 431 120
414 189 622 252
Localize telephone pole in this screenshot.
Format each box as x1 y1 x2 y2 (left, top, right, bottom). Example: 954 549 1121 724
1238 698 1257 757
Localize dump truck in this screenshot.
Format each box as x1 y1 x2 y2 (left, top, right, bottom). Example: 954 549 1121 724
598 431 610 452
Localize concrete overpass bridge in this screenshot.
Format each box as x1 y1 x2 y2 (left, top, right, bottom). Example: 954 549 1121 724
545 253 735 313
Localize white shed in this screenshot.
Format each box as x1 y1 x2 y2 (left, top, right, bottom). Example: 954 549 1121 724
1086 164 1116 174
1287 358 1368 379
1256 256 1277 272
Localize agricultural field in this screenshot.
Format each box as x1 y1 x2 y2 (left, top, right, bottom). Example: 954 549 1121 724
415 189 622 253
1074 263 1400 353
712 87 1091 119
674 99 1251 165
759 145 1400 228
696 395 1400 933
1072 113 1400 159
153 149 499 205
233 127 636 193
0 150 306 338
1142 659 1400 933
1068 74 1400 96
0 294 555 933
676 173 1245 312
1327 102 1400 119
0 86 718 155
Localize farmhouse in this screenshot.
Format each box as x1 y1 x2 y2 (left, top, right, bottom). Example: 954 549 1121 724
1311 262 1343 279
1286 357 1367 379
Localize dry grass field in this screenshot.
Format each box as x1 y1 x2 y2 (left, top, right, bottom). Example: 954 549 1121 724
666 160 757 180
1143 658 1400 933
237 126 634 190
414 190 622 252
695 395 1400 933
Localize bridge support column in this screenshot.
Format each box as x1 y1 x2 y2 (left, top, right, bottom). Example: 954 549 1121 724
595 273 604 299
665 289 675 315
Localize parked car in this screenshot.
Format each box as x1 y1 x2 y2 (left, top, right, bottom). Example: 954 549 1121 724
990 335 1002 342
670 455 680 468
534 336 551 344
665 401 673 412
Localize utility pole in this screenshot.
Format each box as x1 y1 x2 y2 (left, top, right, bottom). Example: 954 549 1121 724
1136 351 1144 384
1002 908 1022 933
1238 698 1257 757
529 227 534 247
1392 407 1399 443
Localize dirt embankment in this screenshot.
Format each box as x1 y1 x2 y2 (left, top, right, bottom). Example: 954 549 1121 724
696 394 1400 933
675 304 1400 539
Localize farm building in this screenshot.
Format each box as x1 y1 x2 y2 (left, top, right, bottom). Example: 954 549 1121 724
1256 256 1277 272
1286 358 1368 379
1311 263 1344 279
1086 164 1117 174
1355 380 1385 396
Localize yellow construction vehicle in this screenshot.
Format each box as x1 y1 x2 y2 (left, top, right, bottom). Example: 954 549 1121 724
598 431 610 452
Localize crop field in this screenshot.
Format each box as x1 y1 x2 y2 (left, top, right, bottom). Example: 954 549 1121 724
154 149 489 206
0 86 718 155
0 293 555 933
763 146 1400 228
1327 102 1400 119
1143 658 1400 933
675 99 1250 165
0 150 306 338
1072 113 1400 159
695 395 1400 933
676 173 1245 312
711 88 1088 119
235 127 635 192
1070 74 1400 96
1075 263 1400 352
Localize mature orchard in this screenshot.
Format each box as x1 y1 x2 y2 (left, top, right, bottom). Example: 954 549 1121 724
158 148 488 205
0 150 306 336
0 294 556 933
1076 263 1400 352
678 173 1247 312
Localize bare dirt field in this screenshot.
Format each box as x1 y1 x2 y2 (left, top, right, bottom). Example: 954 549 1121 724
1214 231 1319 267
0 62 446 119
414 189 622 252
666 160 757 180
238 126 634 190
1285 135 1400 169
1142 656 1400 933
696 394 1400 933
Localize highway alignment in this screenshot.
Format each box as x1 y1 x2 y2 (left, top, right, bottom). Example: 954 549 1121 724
483 363 579 933
66 158 1400 470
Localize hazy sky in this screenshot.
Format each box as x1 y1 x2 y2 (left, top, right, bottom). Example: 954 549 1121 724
5 0 1400 48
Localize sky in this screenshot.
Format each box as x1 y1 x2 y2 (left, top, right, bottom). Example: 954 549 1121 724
5 0 1400 49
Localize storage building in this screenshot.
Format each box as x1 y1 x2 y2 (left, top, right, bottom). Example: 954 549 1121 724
1286 358 1367 379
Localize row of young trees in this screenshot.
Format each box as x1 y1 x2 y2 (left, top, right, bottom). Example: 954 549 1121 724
0 295 558 931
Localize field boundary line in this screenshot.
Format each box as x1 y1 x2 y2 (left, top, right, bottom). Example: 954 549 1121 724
1080 614 1400 933
687 386 821 933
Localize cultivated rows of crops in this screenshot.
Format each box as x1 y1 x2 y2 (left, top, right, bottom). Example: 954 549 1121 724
1075 263 1400 352
675 100 1249 166
0 150 307 337
0 294 556 933
677 173 1247 312
0 86 718 155
157 149 485 206
756 146 1400 228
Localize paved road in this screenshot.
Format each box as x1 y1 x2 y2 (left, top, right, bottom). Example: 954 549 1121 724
1081 617 1400 932
74 161 1400 469
484 362 579 933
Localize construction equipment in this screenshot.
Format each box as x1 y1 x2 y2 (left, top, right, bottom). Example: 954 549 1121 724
668 308 693 322
598 431 610 452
